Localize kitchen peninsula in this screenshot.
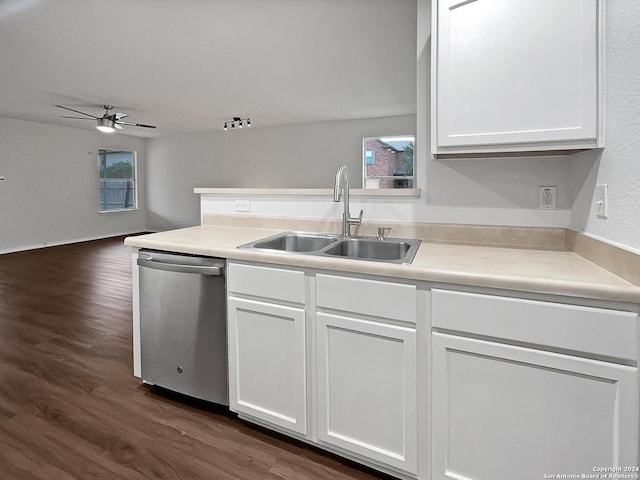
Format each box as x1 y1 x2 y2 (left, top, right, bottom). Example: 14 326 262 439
125 203 640 480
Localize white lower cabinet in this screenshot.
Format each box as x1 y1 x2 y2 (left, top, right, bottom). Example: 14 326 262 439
431 289 640 480
227 263 422 478
227 262 307 435
226 263 640 480
316 312 418 474
227 297 307 434
432 333 638 480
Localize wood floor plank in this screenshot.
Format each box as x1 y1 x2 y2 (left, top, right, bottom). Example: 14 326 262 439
0 236 391 479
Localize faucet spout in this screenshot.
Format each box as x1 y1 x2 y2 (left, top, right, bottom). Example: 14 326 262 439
333 165 347 202
333 165 362 237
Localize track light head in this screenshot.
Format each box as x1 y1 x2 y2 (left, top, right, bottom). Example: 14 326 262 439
223 116 252 131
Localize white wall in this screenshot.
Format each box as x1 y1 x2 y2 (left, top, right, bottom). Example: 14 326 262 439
147 107 575 231
0 117 146 253
145 115 416 231
138 1 639 251
570 0 640 252
146 0 577 233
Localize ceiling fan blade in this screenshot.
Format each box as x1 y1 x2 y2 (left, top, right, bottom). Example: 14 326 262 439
61 116 94 120
114 123 124 130
115 113 129 120
55 105 99 118
116 121 157 129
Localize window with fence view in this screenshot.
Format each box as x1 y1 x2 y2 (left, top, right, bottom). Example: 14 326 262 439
99 149 137 212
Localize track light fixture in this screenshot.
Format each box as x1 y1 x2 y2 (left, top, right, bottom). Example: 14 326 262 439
224 116 251 131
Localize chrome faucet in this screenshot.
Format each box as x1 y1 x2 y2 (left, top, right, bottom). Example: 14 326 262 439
333 165 363 237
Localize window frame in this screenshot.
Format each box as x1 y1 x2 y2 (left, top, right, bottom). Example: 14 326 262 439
362 135 415 190
98 149 139 213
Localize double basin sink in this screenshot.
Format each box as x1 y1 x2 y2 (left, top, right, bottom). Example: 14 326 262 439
239 231 421 264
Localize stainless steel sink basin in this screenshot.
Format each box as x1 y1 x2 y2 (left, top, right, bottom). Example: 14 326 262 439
242 232 340 252
322 237 420 264
239 231 421 264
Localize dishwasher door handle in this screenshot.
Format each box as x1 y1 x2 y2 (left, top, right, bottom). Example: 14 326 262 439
137 257 223 276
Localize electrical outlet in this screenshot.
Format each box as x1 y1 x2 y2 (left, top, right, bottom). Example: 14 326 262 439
595 184 608 218
235 200 250 212
538 186 557 209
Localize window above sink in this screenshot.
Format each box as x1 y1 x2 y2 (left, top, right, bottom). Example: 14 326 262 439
362 136 415 190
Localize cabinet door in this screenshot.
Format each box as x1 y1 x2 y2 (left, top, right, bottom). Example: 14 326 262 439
433 0 600 154
227 297 307 434
432 332 639 480
316 312 417 474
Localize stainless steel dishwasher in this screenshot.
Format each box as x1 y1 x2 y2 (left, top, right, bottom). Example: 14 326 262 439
137 249 228 405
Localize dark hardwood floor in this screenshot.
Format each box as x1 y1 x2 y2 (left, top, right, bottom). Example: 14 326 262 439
0 236 389 480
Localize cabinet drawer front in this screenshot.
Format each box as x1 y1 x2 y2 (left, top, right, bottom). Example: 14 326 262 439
228 262 304 304
316 274 417 323
432 289 639 362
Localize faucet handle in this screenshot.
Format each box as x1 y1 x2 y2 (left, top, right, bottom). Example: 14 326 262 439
377 227 392 240
348 209 363 225
345 210 363 236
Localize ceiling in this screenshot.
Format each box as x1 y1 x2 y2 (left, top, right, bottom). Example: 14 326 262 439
0 0 417 138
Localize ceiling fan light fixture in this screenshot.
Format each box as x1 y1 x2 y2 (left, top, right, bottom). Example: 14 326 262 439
96 117 116 133
56 106 156 132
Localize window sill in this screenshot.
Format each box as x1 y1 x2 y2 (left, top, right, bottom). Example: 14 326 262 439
99 208 139 214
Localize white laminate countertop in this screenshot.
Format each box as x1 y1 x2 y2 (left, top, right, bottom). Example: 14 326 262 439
124 225 640 304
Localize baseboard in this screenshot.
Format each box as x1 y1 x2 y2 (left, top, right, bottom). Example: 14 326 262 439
0 230 150 255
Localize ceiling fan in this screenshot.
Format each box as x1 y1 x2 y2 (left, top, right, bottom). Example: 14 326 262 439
55 104 156 133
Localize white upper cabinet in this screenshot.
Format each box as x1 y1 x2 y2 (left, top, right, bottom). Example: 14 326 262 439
431 0 603 156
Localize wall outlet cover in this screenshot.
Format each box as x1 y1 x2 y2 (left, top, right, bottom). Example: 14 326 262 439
538 186 557 210
235 200 250 212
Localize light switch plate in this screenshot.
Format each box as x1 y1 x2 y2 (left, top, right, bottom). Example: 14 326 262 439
595 184 608 218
